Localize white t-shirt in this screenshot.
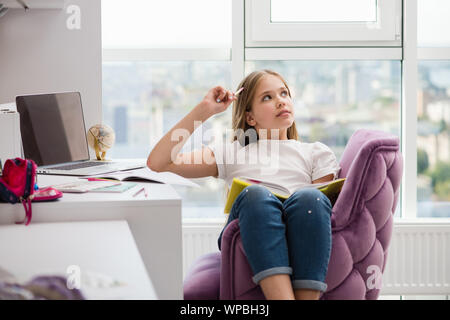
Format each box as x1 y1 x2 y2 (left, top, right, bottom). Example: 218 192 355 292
207 138 341 194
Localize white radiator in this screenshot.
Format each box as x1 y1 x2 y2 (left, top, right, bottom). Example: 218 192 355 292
182 219 450 295
182 223 223 279
382 221 450 295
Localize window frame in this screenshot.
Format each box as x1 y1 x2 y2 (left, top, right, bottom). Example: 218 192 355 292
245 47 402 60
245 0 402 47
102 48 231 62
418 48 450 60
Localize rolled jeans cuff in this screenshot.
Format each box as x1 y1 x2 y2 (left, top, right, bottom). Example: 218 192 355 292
292 279 328 292
252 267 293 285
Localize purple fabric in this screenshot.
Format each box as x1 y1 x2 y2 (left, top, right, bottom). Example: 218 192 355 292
26 275 85 300
183 129 403 300
183 252 221 300
0 276 85 300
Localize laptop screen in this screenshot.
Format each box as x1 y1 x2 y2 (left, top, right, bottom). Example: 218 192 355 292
16 92 90 166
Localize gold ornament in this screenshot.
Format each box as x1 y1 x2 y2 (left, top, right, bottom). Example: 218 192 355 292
87 124 115 160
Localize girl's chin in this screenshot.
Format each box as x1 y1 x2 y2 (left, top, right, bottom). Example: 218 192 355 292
277 117 294 127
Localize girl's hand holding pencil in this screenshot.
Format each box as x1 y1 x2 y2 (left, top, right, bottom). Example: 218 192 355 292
199 86 243 116
146 84 244 174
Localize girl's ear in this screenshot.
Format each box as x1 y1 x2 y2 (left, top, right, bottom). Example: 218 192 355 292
245 111 256 126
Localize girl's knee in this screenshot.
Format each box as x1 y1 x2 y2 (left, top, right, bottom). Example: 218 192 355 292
291 188 325 203
285 189 332 220
242 184 272 201
238 185 279 220
233 185 267 210
291 189 331 208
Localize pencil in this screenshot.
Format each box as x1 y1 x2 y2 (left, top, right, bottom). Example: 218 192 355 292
216 87 245 103
234 87 244 96
132 187 145 197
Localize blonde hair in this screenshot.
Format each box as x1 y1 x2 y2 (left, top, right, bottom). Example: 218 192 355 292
231 69 299 146
222 70 300 208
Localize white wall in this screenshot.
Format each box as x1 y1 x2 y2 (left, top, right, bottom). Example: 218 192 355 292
0 0 102 130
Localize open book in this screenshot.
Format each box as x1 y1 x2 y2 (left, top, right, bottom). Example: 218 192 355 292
224 177 346 214
87 167 200 188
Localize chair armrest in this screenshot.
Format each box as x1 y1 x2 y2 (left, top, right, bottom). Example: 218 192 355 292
331 132 402 231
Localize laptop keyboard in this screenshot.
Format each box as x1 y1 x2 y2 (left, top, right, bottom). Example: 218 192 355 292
46 161 115 171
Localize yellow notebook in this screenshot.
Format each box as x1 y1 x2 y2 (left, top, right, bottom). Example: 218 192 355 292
224 177 346 214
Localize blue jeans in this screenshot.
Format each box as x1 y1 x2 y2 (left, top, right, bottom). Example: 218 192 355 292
218 185 332 292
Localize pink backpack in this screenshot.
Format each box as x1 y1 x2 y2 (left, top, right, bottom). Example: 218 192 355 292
0 158 62 225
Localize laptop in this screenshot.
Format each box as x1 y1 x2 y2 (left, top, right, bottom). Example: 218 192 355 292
16 92 145 176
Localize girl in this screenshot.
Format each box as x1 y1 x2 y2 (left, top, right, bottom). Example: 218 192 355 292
147 70 340 300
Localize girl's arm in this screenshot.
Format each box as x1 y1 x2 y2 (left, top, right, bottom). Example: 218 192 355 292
147 86 236 178
312 174 334 184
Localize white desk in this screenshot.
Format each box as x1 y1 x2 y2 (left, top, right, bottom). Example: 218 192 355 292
0 220 157 299
0 174 183 299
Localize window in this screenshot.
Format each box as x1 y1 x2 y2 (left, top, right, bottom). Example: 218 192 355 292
102 61 232 159
102 1 232 221
417 1 450 218
102 0 231 48
101 0 448 221
246 0 401 46
246 60 401 147
271 0 377 23
247 60 402 217
417 61 450 218
418 0 450 48
102 60 231 219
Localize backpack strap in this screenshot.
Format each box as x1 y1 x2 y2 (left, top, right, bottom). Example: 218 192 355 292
22 160 35 199
15 160 36 225
15 197 32 226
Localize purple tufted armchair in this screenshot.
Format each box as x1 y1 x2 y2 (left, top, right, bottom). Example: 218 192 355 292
183 129 403 300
